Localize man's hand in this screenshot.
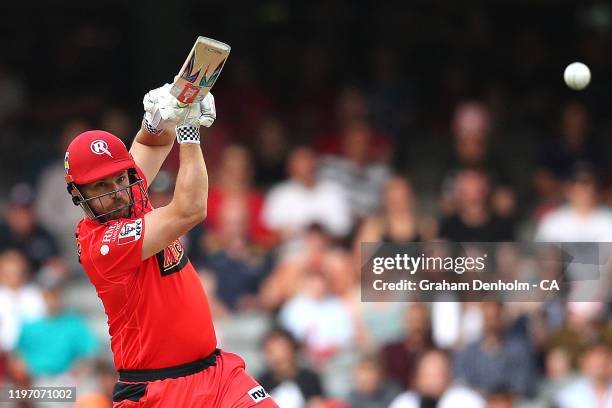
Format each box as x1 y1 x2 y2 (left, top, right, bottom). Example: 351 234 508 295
142 84 216 133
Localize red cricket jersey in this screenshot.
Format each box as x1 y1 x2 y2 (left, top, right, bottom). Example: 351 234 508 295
76 169 217 370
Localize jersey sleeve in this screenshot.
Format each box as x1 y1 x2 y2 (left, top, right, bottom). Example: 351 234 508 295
81 217 145 282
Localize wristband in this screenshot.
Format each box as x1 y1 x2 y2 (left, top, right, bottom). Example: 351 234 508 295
176 125 200 144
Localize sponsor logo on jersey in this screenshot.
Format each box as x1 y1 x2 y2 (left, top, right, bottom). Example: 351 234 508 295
118 219 142 245
156 238 188 276
102 221 121 243
247 386 270 403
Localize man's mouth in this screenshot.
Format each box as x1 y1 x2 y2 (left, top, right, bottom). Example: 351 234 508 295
101 204 130 221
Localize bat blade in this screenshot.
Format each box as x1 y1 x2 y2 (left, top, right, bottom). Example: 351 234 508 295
170 36 231 105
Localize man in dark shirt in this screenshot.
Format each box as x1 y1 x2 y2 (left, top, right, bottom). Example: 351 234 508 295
380 303 433 388
0 183 63 275
439 170 514 241
454 302 534 396
257 328 324 406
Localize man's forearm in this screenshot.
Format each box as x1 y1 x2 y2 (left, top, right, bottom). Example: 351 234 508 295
172 141 208 218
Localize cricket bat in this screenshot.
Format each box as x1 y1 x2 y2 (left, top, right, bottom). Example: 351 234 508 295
170 36 231 105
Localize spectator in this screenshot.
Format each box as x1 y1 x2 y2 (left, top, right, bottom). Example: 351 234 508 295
263 146 352 239
352 178 421 349
196 197 273 311
555 342 612 408
380 303 433 388
0 249 45 351
260 225 332 310
438 169 515 241
319 119 391 218
35 119 90 262
446 102 492 175
439 101 515 218
535 163 612 242
354 176 420 246
0 183 67 278
278 268 355 362
347 354 401 408
258 328 324 408
454 302 534 397
313 87 370 154
535 347 580 406
533 101 606 207
251 117 290 189
548 302 612 368
389 349 485 408
13 281 98 381
431 302 483 350
205 144 272 247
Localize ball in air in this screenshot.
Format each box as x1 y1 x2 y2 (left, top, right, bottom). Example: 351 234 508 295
564 62 591 90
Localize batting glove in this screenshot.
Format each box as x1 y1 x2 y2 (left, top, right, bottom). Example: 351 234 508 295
142 84 216 133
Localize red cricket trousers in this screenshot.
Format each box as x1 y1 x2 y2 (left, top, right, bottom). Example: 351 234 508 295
113 350 279 408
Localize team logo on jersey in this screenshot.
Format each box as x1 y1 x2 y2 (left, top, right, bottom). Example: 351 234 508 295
90 140 113 158
118 219 142 245
156 239 188 276
247 386 270 403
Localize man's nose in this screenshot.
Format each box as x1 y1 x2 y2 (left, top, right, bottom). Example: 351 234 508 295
111 185 128 199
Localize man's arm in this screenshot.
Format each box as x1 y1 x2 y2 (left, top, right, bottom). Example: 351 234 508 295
131 86 215 260
129 126 175 185
141 131 208 260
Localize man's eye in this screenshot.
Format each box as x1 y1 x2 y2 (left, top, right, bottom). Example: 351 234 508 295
118 176 126 183
97 183 106 188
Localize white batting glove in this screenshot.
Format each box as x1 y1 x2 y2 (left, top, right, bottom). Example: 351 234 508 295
173 93 217 144
172 93 216 128
142 84 216 133
142 84 171 133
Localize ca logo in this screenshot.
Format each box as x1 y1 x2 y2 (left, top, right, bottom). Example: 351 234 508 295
90 140 113 158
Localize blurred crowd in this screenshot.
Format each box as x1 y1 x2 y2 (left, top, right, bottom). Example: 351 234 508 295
1 1 612 407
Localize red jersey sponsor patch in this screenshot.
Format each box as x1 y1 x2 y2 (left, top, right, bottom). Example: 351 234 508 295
117 219 142 245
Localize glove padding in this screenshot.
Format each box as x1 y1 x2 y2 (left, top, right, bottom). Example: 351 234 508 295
143 83 216 129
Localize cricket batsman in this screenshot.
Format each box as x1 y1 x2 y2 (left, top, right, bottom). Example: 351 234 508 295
63 85 279 407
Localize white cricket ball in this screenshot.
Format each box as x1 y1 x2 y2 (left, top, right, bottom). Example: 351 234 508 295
564 62 591 90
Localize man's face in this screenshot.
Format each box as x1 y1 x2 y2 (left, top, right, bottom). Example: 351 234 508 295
288 148 316 185
78 170 131 221
263 335 296 373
